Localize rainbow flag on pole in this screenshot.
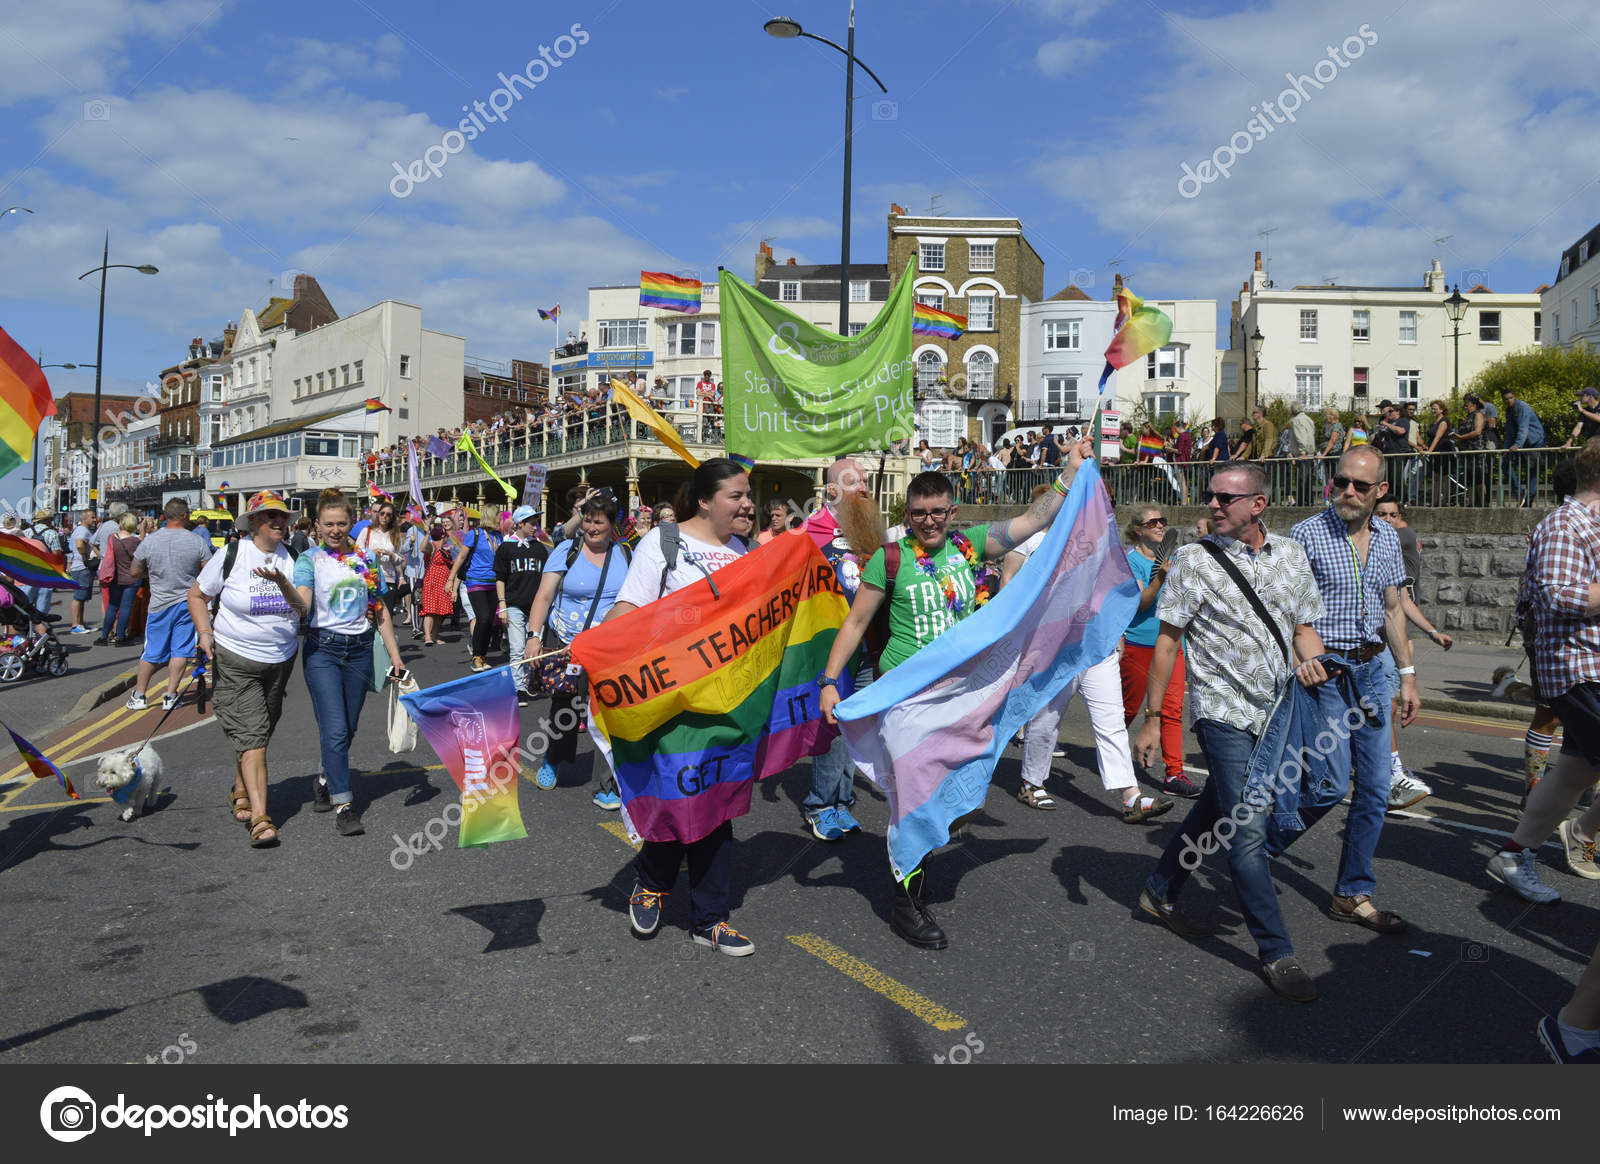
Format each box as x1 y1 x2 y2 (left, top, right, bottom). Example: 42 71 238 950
0 324 55 477
0 529 73 590
1 717 76 798
364 397 391 414
570 534 852 844
1096 287 1172 397
639 271 702 314
537 305 560 321
400 668 526 847
912 303 966 339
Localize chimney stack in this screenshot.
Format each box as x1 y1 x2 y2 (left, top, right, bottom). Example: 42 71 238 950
1254 250 1262 271
754 241 774 283
786 256 796 265
890 202 907 216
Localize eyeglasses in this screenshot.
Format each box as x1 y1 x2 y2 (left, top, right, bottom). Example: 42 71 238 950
1200 490 1258 507
1331 476 1381 494
1138 517 1168 528
906 506 952 521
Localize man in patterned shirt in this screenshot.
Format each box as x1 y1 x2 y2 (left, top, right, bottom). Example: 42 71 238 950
1133 462 1332 1002
1285 445 1418 936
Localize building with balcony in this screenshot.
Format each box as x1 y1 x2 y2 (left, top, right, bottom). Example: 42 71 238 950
1220 251 1541 418
1543 222 1600 351
102 412 158 507
753 243 891 338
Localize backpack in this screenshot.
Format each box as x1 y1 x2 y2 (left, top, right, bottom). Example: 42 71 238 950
657 522 746 600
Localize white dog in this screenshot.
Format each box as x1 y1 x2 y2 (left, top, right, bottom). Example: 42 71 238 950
95 746 162 822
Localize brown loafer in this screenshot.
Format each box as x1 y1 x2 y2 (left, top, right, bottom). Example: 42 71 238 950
1328 893 1406 934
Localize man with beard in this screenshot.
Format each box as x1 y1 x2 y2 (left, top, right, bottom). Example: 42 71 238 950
800 457 890 840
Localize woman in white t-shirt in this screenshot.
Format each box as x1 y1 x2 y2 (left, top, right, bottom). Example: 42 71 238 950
188 491 307 849
296 489 408 837
605 459 757 956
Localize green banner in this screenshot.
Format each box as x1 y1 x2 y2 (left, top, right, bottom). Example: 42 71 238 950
719 260 915 461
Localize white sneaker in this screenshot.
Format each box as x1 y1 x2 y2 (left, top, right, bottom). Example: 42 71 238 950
1486 848 1561 904
1559 819 1600 880
161 693 180 711
1388 770 1431 810
124 692 148 710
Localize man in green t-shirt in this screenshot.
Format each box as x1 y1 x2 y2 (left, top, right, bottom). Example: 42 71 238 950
819 436 1095 950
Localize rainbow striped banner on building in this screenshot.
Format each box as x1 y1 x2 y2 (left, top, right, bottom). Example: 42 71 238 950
639 271 702 314
570 533 852 844
835 461 1138 880
912 302 966 339
0 529 73 590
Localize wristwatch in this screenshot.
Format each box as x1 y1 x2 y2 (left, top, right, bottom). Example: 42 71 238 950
817 674 839 689
1143 707 1161 719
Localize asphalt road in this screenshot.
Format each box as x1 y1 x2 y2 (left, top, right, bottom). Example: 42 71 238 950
0 627 1592 1064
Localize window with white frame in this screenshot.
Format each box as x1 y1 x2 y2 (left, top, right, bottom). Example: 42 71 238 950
341 364 350 385
968 242 995 272
666 320 717 357
849 280 869 303
1479 310 1501 342
1045 319 1080 350
1353 367 1369 398
1143 393 1185 422
599 319 649 347
919 241 945 272
1562 257 1571 278
965 351 994 397
1145 344 1187 380
353 360 363 383
1300 309 1318 340
779 281 799 302
1535 311 1542 342
1583 241 1591 264
846 323 866 337
1352 309 1370 341
1295 365 1323 407
1398 310 1417 343
316 372 325 392
1395 370 1420 403
915 350 945 393
1593 285 1599 322
1220 363 1239 395
915 291 945 311
967 293 996 331
1554 312 1561 342
1046 376 1078 417
399 355 411 377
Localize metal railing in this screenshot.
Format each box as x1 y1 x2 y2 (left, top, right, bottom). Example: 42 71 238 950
938 446 1567 508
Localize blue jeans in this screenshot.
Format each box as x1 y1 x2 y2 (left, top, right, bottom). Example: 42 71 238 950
804 661 872 813
1279 655 1393 898
1147 718 1292 963
1507 448 1542 503
99 583 136 640
506 606 531 693
23 584 54 620
302 628 374 806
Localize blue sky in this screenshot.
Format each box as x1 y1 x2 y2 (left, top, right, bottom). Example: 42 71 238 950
3 0 1599 506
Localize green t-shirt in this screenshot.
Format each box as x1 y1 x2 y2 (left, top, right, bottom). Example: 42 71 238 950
860 524 991 672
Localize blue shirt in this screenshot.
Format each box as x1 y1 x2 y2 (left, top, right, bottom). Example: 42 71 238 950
458 527 500 586
1124 547 1162 647
1288 506 1404 651
546 540 628 644
1506 398 1544 448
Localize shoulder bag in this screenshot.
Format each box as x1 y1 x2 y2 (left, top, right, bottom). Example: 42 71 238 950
1198 540 1290 665
535 544 615 695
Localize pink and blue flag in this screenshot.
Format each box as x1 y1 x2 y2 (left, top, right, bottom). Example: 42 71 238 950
834 462 1137 879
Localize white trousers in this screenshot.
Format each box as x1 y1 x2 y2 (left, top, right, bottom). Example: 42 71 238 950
1020 651 1135 793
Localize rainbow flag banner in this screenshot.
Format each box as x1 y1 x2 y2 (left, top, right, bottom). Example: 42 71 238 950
1 716 76 798
913 303 966 339
0 529 73 590
1096 287 1172 398
639 271 702 314
537 305 560 321
364 397 391 413
0 324 56 478
399 668 527 848
834 462 1137 879
1138 432 1165 457
570 533 853 844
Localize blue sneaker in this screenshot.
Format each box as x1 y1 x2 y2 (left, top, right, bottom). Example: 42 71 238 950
834 806 863 834
806 807 845 842
692 920 754 957
535 761 557 790
593 788 621 810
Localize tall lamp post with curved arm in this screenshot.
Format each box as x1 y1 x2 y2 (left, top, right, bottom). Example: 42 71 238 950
78 233 158 506
764 8 888 336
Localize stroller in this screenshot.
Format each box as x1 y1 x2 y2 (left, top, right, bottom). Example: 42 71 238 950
0 575 69 682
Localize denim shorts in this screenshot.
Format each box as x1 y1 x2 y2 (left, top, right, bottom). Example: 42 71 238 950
1553 682 1600 766
71 568 93 603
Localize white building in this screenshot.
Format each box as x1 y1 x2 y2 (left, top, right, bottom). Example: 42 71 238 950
1543 222 1600 350
1221 253 1541 417
99 412 158 499
549 283 700 404
1017 283 1218 430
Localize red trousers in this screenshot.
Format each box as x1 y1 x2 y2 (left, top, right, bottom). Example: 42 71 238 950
1119 641 1186 779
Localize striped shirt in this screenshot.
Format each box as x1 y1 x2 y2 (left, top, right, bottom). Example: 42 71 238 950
1288 506 1404 651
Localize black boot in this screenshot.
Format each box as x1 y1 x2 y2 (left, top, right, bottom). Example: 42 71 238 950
891 869 948 950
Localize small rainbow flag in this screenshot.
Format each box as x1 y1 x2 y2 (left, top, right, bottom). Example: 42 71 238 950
726 452 755 472
570 533 851 843
1138 433 1165 458
0 324 56 478
364 397 391 414
1 716 76 798
368 482 392 501
913 303 966 339
0 529 74 590
537 305 560 321
1097 288 1173 395
640 271 702 314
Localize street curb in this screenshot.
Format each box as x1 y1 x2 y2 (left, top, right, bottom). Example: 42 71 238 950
67 668 138 721
1420 695 1534 722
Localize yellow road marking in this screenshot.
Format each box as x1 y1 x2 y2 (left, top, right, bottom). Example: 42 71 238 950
598 820 640 850
0 797 111 812
786 933 967 1031
0 675 171 783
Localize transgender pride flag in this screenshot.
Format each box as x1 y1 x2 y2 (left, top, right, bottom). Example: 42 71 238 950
835 461 1139 880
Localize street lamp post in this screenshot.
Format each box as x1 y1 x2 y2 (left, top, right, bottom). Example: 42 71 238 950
77 233 158 508
1 206 33 223
1443 285 1470 397
1249 325 1265 413
764 9 888 336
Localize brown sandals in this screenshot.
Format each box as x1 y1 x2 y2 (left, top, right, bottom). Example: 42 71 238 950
230 789 252 824
248 815 279 848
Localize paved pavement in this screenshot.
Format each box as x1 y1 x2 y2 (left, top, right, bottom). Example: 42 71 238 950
0 626 1591 1064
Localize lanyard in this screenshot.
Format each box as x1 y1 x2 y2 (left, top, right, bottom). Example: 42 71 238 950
1345 532 1371 634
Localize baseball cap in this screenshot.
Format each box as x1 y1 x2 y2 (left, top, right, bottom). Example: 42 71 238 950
1582 386 1599 399
1377 399 1395 409
512 505 536 524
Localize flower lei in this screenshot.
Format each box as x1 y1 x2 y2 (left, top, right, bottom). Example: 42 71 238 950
911 530 991 614
322 544 382 615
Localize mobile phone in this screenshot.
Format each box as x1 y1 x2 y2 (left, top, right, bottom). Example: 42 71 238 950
1153 528 1179 567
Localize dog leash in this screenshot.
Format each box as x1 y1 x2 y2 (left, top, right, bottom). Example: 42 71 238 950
125 658 206 766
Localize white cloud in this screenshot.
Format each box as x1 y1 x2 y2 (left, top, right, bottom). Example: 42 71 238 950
0 0 222 103
1034 37 1109 78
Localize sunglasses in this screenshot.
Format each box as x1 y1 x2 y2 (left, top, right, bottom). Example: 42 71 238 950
1200 490 1258 507
1138 517 1168 528
1331 476 1381 494
907 507 953 521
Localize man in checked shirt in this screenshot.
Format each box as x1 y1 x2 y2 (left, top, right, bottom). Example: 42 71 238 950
1285 445 1420 935
1487 438 1600 908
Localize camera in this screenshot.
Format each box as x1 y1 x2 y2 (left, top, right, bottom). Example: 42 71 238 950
50 1098 95 1134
